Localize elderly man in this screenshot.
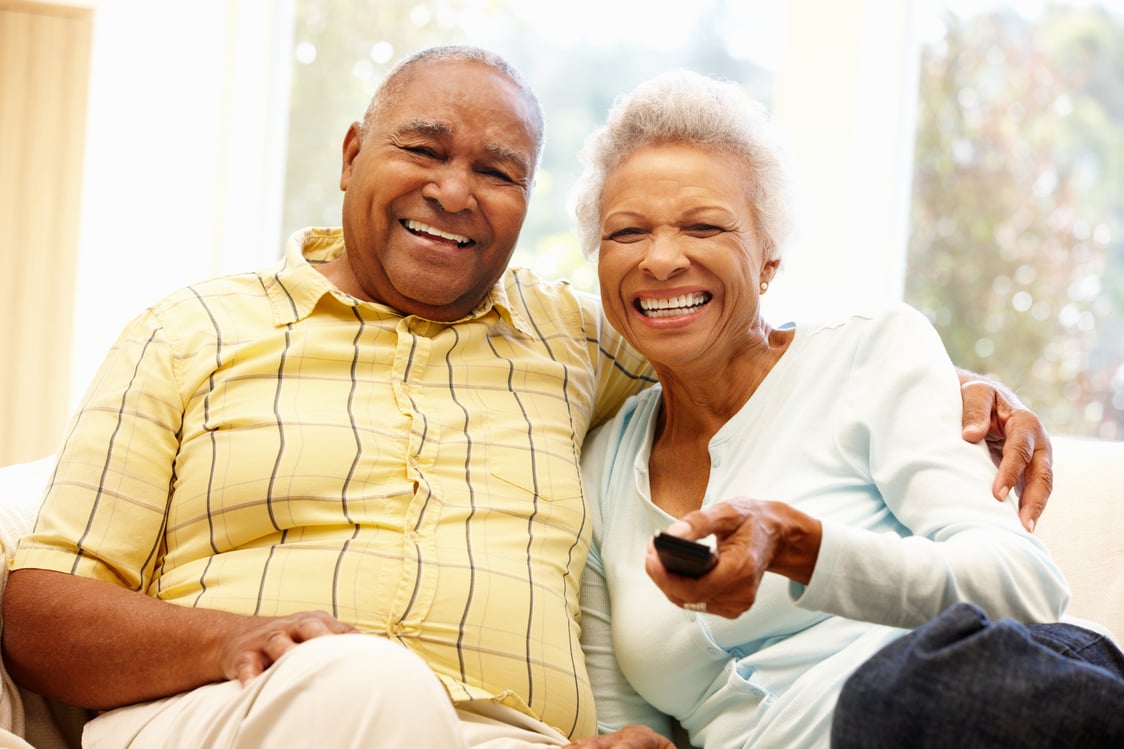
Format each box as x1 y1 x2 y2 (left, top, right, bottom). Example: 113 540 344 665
3 46 1051 748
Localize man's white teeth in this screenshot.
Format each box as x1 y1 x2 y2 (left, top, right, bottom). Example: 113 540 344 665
637 293 711 318
404 219 471 247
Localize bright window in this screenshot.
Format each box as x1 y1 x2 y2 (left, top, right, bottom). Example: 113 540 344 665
906 1 1124 438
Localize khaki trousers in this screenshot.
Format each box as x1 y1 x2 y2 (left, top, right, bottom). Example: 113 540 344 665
82 634 570 748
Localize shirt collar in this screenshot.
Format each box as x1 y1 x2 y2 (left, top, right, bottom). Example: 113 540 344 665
261 227 534 335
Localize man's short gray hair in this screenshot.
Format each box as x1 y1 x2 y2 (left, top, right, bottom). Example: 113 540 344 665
361 45 546 169
572 71 797 264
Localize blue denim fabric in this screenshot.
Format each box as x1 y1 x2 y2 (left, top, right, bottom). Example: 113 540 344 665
831 602 1124 748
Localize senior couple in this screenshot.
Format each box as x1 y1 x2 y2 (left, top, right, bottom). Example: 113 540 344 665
5 45 1121 748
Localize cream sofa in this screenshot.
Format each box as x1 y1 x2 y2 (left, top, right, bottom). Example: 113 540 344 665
1 437 1121 748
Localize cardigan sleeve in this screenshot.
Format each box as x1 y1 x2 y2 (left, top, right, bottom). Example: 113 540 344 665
793 304 1069 628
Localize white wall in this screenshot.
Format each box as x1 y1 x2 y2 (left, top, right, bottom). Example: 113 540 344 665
69 0 295 405
766 0 920 323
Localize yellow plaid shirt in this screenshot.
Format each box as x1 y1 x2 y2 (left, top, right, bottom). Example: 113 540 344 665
14 227 654 738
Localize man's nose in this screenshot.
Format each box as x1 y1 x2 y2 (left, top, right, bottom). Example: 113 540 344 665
421 166 477 213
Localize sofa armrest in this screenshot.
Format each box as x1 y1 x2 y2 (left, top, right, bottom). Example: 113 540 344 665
1034 436 1124 645
0 455 84 749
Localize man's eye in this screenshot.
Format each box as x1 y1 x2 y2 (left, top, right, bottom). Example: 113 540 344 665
404 145 437 158
482 167 515 183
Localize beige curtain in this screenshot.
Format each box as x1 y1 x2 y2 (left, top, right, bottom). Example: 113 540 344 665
0 1 93 466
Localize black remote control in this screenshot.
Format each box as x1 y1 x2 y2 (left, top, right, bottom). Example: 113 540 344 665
653 531 717 578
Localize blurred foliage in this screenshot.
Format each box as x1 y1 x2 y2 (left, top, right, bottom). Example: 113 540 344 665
906 4 1124 438
281 0 772 293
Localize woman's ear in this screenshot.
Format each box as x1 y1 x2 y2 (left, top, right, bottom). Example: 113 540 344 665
761 257 781 286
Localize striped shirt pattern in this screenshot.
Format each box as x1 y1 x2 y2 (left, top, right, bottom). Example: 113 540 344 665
14 227 655 738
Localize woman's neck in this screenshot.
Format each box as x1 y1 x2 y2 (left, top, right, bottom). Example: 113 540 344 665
646 324 795 517
653 323 795 443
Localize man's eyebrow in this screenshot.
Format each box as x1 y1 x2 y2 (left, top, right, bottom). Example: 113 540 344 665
391 119 531 176
484 142 531 176
393 119 454 139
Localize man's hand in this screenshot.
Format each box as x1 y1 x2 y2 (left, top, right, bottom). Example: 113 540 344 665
565 725 676 749
221 611 359 684
2 569 359 710
957 370 1053 532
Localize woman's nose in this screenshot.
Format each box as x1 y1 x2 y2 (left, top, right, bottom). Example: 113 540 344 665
639 234 690 280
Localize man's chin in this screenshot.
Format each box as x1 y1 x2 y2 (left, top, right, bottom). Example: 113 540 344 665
383 261 502 321
392 289 486 322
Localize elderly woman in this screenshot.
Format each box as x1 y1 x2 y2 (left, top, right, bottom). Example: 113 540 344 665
568 72 1124 749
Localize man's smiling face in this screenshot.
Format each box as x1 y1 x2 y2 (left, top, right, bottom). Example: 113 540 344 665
337 59 539 321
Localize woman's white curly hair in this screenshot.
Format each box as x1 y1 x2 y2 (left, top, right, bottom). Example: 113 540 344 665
572 70 798 264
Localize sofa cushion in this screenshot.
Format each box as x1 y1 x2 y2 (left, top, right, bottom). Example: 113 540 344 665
1034 436 1124 644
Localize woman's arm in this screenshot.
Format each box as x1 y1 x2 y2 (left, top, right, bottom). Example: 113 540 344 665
580 553 677 737
642 306 1068 629
579 425 676 739
799 306 1068 627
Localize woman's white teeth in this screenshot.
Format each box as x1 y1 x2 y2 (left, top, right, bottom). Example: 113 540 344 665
637 293 711 318
405 219 471 246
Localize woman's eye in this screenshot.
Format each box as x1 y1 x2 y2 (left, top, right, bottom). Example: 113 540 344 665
607 228 644 242
686 224 723 236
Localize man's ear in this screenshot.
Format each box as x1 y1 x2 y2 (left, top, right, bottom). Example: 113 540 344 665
340 122 363 190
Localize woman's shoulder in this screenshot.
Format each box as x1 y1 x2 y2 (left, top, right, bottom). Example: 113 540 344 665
801 302 931 336
582 386 662 483
794 302 939 357
775 304 948 390
587 386 662 451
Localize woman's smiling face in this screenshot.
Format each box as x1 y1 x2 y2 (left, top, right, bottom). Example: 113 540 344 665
597 141 779 370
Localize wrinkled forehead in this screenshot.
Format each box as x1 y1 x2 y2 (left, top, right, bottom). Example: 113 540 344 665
389 116 536 179
373 58 544 164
